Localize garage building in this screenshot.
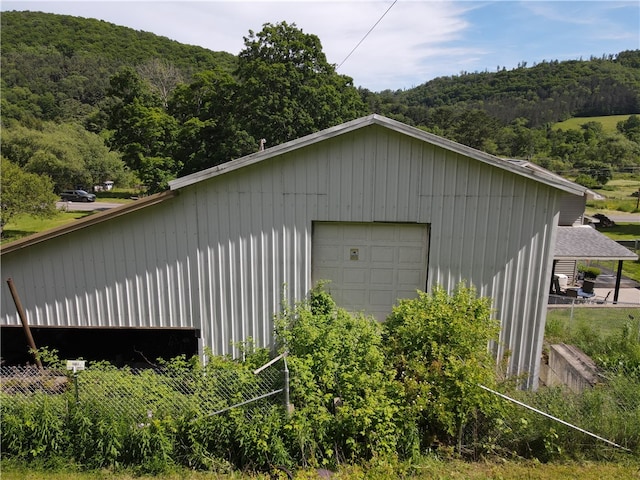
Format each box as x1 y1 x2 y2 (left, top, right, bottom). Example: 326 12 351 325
1 115 586 388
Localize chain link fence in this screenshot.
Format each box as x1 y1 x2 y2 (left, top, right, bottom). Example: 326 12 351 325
0 354 288 423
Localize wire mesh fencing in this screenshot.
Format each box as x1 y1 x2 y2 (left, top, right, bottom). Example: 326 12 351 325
0 354 288 424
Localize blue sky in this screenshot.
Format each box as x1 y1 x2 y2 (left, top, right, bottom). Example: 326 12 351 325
3 1 639 91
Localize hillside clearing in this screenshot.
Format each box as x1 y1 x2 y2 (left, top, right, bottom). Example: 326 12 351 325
554 114 633 134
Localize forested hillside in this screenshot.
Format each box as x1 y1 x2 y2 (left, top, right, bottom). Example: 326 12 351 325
375 51 640 127
2 10 640 217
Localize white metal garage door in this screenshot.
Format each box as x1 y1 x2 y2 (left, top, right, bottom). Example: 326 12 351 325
312 222 429 321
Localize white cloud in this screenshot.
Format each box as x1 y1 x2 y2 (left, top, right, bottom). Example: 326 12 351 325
3 0 639 91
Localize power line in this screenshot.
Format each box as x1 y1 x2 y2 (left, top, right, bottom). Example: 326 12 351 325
336 0 398 71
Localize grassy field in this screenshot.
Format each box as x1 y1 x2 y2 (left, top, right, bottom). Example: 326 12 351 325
569 222 640 283
1 188 137 244
588 178 640 214
596 178 640 200
546 305 640 342
1 211 94 244
553 114 632 134
3 458 640 480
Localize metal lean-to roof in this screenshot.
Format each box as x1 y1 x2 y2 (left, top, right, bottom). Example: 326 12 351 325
0 190 177 255
168 114 586 197
554 226 638 261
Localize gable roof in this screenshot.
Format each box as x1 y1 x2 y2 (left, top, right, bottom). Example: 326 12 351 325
169 114 586 196
2 114 585 256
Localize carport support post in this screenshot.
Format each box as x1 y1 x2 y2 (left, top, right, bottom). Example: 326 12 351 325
614 260 623 304
6 278 43 369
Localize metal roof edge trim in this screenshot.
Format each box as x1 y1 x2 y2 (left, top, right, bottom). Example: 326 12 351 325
378 118 586 197
0 190 177 255
168 114 584 196
554 255 639 261
168 115 379 190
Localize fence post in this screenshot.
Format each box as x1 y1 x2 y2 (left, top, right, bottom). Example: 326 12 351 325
569 299 575 333
283 356 290 416
74 371 79 404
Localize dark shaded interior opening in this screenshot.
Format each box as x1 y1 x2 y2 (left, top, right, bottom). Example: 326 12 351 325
1 326 199 367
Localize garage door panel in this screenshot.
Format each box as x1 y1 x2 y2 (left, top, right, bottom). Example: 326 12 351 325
399 247 424 263
369 290 393 306
315 245 340 261
312 222 428 321
397 289 420 298
398 270 421 284
371 225 397 240
370 268 394 284
315 224 341 239
343 269 367 284
371 246 395 262
342 289 368 306
314 267 342 282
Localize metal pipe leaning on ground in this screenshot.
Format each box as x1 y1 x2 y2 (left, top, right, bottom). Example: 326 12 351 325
478 384 631 452
6 277 42 369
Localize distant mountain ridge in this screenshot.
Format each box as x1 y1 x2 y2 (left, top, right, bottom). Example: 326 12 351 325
3 10 639 128
1 10 236 72
364 51 640 127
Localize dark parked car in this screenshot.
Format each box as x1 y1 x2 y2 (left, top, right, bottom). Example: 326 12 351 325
60 189 96 202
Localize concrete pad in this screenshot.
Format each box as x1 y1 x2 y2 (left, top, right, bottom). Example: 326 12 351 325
592 287 640 305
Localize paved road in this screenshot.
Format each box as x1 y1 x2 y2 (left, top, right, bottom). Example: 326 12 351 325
606 213 640 223
56 201 122 212
592 211 640 224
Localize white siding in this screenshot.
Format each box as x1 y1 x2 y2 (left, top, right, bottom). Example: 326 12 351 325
1 123 562 388
559 193 587 226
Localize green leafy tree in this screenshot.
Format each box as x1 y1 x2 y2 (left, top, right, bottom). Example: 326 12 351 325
169 69 256 175
235 22 366 147
106 67 179 191
618 114 640 143
382 284 501 451
1 122 130 191
1 157 57 233
574 160 612 186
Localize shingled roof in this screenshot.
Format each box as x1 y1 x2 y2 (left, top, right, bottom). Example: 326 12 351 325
554 226 638 261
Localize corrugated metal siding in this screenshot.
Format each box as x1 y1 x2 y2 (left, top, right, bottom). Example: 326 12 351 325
1 124 561 387
559 193 586 226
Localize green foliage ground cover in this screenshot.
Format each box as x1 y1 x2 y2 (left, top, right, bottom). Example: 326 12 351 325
2 286 639 478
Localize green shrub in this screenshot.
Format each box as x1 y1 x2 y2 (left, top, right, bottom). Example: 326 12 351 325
578 265 601 279
4 285 638 472
382 284 502 453
275 284 408 467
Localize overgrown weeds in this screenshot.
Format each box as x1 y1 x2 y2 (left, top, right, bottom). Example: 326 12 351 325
2 285 639 476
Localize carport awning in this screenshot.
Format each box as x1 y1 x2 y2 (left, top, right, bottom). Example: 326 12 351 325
554 226 638 261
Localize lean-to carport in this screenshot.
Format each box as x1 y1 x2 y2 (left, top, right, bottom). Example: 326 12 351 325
553 226 638 303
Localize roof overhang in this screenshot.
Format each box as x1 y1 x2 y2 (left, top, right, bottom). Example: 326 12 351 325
554 226 638 261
